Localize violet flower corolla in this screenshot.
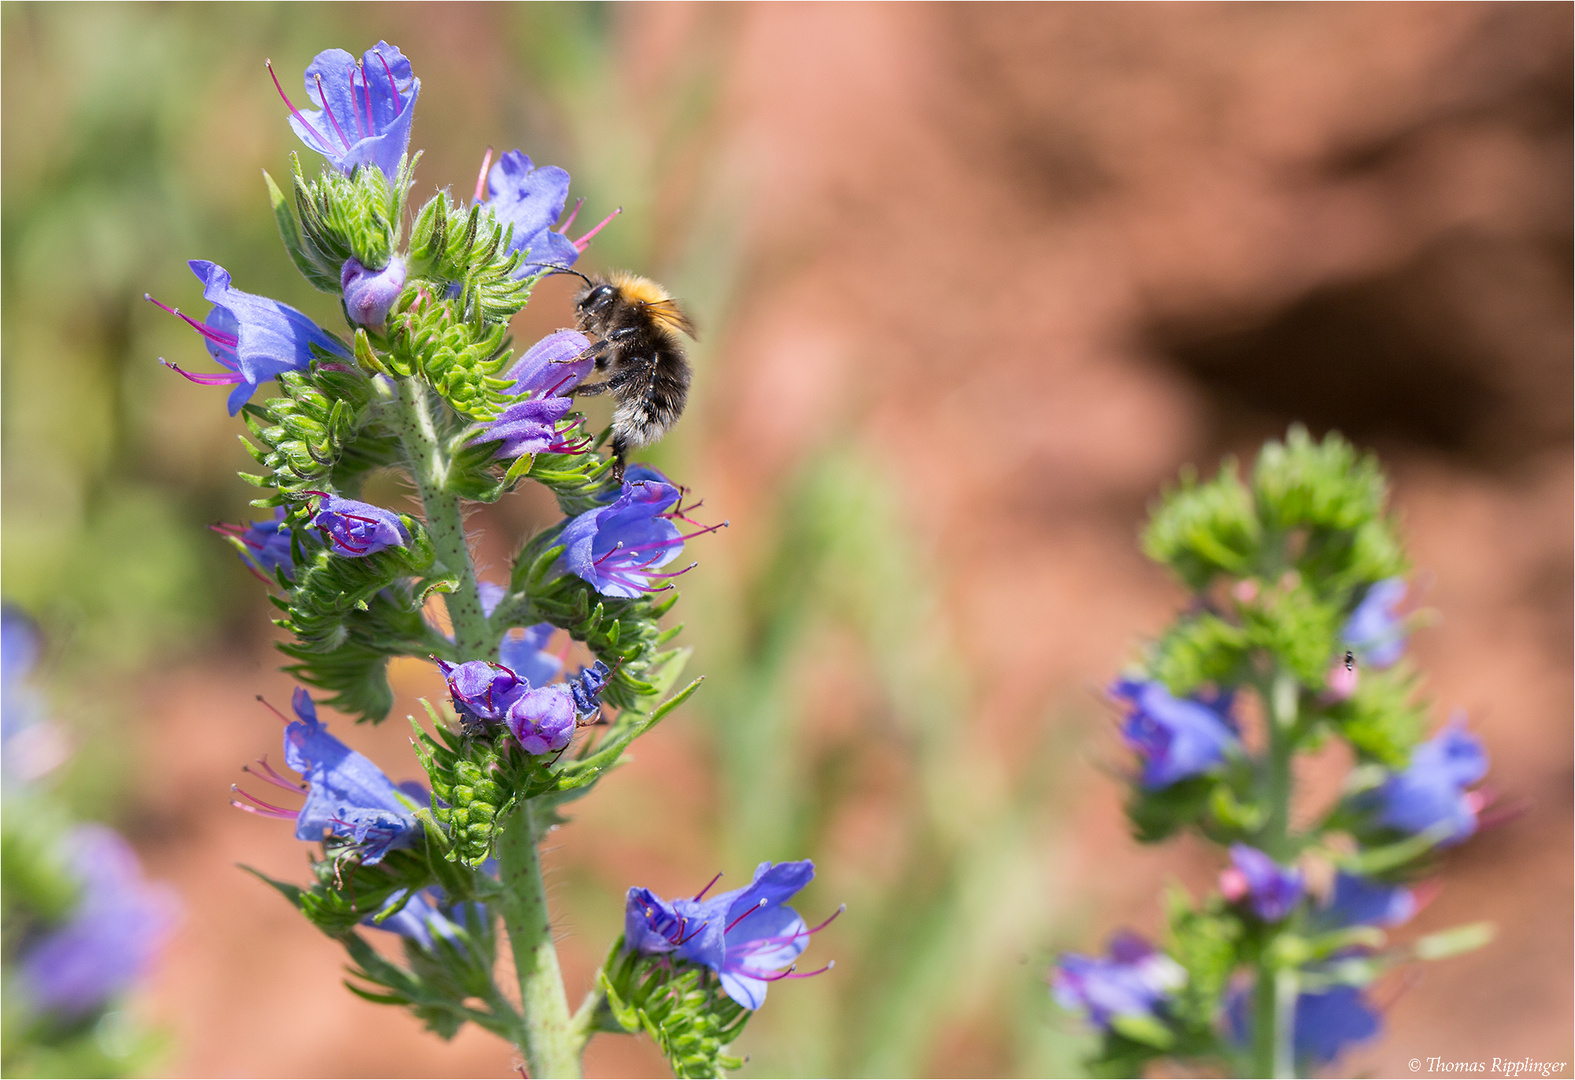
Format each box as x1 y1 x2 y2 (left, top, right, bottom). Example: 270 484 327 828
1219 844 1304 922
468 331 598 460
559 470 724 599
211 507 295 581
506 330 595 399
1366 719 1489 845
1228 981 1381 1067
476 581 564 686
1343 577 1409 668
477 151 619 275
624 860 840 1010
231 688 420 865
270 42 418 182
1 607 69 783
1313 873 1418 930
1111 679 1241 788
18 826 180 1018
341 256 407 329
436 658 527 726
310 493 409 557
1052 932 1186 1031
505 683 576 756
148 261 350 414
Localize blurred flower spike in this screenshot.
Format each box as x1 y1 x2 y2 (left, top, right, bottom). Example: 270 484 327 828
270 42 418 182
560 469 726 599
1111 678 1240 788
625 861 840 1010
232 689 420 865
1053 932 1186 1033
147 260 349 414
1343 577 1410 668
309 493 409 557
1229 982 1381 1067
19 826 181 1018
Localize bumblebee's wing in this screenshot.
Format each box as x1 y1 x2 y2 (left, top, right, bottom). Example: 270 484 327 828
647 299 699 340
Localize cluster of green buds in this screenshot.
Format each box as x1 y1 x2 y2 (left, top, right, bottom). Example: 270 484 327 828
1053 428 1497 1078
156 41 833 1078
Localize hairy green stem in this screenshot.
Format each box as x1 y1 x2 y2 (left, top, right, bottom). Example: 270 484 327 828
391 375 580 1076
1252 669 1299 1078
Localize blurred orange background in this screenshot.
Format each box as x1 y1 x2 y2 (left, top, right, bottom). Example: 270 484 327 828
3 3 1569 1077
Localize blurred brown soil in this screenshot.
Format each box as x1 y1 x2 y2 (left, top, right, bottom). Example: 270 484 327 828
131 3 1570 1076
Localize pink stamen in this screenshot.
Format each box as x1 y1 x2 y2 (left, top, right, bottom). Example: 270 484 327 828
640 563 699 580
571 207 622 253
315 73 353 152
162 359 243 386
558 197 585 233
474 147 494 203
231 798 297 820
376 50 403 110
786 961 835 979
231 784 298 817
694 872 723 901
267 59 331 151
355 62 373 141
724 898 768 935
739 965 799 983
256 694 293 725
802 905 846 936
246 755 307 793
145 294 240 349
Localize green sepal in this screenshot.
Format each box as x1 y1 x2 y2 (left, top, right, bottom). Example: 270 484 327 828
1142 459 1261 589
265 168 340 292
1149 613 1250 696
292 152 397 276
1252 425 1387 534
598 936 750 1078
1321 662 1429 767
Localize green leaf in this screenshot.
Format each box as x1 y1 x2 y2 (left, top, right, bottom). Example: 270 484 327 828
1413 921 1495 961
264 168 339 292
1143 460 1261 589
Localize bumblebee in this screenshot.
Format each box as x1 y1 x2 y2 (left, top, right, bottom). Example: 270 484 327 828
557 270 694 477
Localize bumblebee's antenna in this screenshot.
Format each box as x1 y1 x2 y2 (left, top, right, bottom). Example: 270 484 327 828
520 263 593 286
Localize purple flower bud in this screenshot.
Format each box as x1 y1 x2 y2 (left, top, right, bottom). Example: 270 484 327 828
1053 932 1186 1031
1111 679 1240 788
505 684 576 755
1343 577 1409 667
341 256 407 329
436 658 527 725
148 261 350 414
311 494 409 557
624 860 835 1010
1221 844 1304 922
18 827 180 1017
271 42 419 182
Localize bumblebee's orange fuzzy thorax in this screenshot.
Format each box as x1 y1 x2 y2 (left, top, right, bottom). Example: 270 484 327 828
605 270 693 337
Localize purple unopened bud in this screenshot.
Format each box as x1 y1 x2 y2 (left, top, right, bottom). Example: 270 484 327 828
341 256 407 329
506 684 575 755
436 658 526 724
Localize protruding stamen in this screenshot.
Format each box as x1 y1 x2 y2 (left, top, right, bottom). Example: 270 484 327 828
315 72 353 152
267 59 331 150
804 904 846 936
256 694 292 725
724 898 768 934
245 755 307 793
474 147 494 204
231 784 298 817
161 359 244 386
571 207 622 252
786 961 835 979
559 196 585 234
230 798 297 820
145 294 239 348
694 871 723 901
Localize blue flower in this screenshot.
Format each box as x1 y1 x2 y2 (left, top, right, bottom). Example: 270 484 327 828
1343 578 1409 668
270 42 419 182
436 659 527 726
1369 720 1488 845
213 507 295 580
341 256 407 329
497 623 563 689
2 606 42 744
1052 932 1186 1031
19 826 180 1018
566 660 610 716
468 397 584 460
483 151 580 271
1315 873 1417 930
559 474 689 598
234 689 420 865
506 330 596 398
1228 982 1381 1067
364 887 480 951
624 861 837 1010
1111 679 1240 788
149 261 350 414
311 493 409 557
505 684 576 756
1221 844 1304 922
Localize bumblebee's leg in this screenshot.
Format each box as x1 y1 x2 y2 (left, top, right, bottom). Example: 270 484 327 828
572 379 611 397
